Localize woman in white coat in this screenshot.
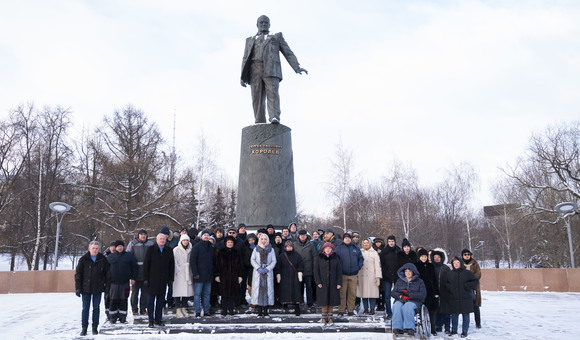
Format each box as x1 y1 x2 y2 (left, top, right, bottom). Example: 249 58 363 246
173 234 193 317
357 238 382 315
251 233 277 317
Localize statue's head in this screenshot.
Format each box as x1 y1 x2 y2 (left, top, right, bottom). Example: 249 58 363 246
256 15 270 33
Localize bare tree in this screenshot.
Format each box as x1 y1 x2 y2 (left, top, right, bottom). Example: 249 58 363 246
326 137 355 232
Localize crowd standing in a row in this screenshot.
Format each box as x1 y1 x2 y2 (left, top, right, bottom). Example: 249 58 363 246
74 224 481 338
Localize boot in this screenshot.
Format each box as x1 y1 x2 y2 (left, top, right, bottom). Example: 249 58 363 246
257 306 264 317
80 328 87 336
327 312 334 326
319 313 327 325
294 304 300 316
182 308 190 318
263 306 269 317
176 308 184 318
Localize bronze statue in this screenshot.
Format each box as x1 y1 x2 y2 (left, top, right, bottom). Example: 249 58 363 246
241 15 308 124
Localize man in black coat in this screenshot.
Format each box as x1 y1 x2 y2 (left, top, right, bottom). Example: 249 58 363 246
75 241 111 336
379 235 400 319
190 229 215 317
107 240 137 324
143 233 175 327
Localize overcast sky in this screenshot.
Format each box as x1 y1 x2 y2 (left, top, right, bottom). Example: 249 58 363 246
2 0 580 217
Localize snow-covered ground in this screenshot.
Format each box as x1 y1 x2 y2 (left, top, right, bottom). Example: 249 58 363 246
0 291 577 339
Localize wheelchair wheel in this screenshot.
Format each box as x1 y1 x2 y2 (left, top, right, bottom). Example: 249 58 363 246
417 304 431 340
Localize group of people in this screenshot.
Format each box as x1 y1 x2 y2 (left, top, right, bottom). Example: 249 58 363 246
74 224 482 338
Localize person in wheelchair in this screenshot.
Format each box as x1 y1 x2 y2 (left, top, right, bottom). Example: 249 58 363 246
391 263 427 336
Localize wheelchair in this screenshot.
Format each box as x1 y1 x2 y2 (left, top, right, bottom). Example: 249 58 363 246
390 304 431 339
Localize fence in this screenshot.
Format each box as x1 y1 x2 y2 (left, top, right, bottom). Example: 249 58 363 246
1 268 579 294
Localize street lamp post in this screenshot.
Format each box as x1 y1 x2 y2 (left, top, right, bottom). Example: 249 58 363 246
49 201 71 270
555 202 578 269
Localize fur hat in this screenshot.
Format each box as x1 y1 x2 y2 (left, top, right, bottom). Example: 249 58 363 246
374 237 385 244
401 238 411 249
160 226 171 236
224 235 237 246
321 242 335 252
418 248 429 258
387 235 396 242
109 241 117 247
267 224 275 230
247 233 258 241
115 240 124 247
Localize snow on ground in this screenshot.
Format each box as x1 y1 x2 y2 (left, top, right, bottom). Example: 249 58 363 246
0 291 578 339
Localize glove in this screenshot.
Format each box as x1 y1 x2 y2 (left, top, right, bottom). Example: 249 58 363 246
276 274 281 283
401 289 409 297
238 277 243 284
143 280 149 288
75 290 81 297
258 267 268 275
215 276 220 283
375 278 381 287
193 274 200 280
298 272 303 282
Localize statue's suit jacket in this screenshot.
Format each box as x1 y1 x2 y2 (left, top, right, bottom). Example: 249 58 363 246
241 32 301 84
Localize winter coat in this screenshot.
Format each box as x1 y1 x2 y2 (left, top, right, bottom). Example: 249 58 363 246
143 244 175 295
335 242 364 276
166 233 179 250
242 240 256 285
433 259 451 314
172 242 193 298
379 245 401 283
275 250 304 304
311 239 324 253
250 243 277 306
294 237 316 276
190 240 214 283
313 252 342 306
391 263 427 306
322 234 341 248
216 247 243 298
357 247 382 298
107 250 137 284
464 257 482 306
75 252 111 295
415 260 438 312
443 262 479 314
397 249 418 270
128 237 154 281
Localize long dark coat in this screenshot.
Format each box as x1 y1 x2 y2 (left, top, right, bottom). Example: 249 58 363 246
379 245 401 283
443 262 478 314
313 252 342 306
397 249 418 271
143 244 175 295
216 247 243 298
241 241 256 287
464 257 482 306
433 260 451 313
75 252 111 294
415 260 438 312
275 250 304 304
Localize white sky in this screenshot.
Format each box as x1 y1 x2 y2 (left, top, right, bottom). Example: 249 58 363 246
1 0 580 217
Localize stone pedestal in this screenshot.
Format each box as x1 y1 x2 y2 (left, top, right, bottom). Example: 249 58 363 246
235 124 297 229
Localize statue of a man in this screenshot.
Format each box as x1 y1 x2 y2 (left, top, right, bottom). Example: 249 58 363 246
240 15 308 124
